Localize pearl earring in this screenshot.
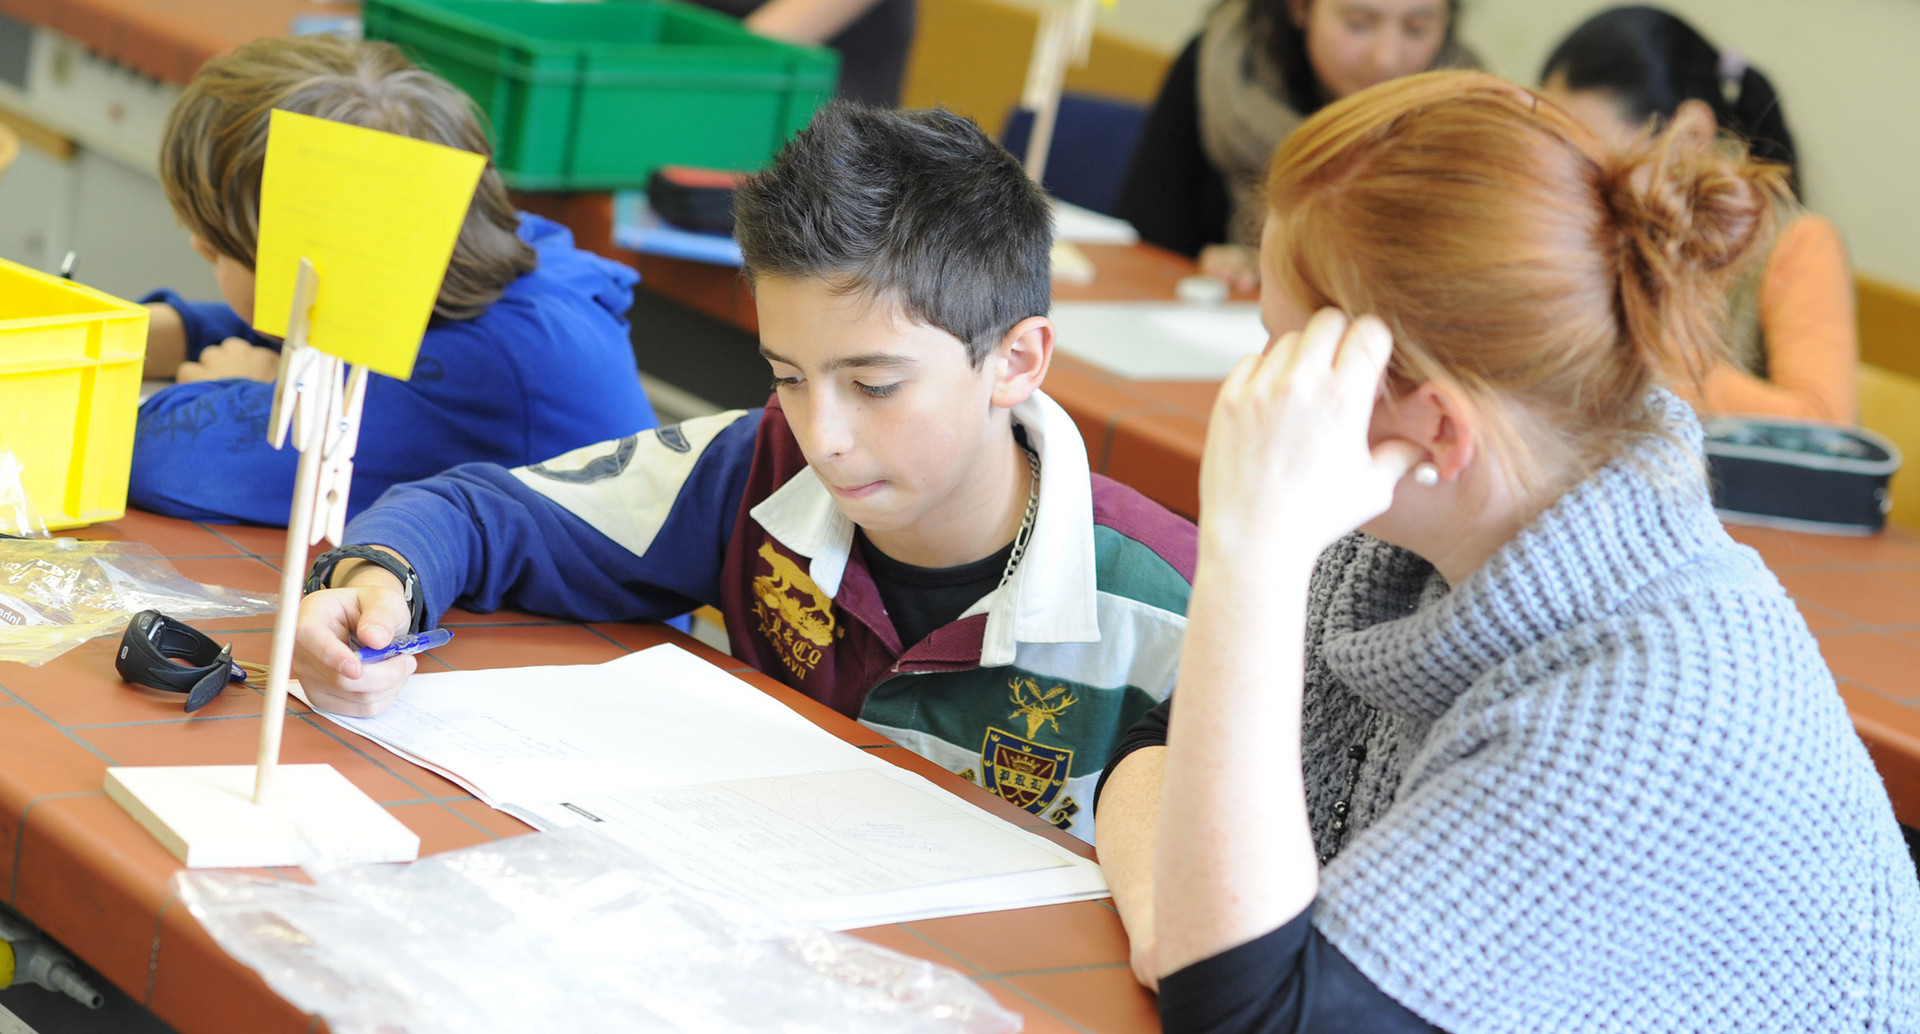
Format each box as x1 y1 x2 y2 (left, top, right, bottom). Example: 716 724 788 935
1412 462 1440 487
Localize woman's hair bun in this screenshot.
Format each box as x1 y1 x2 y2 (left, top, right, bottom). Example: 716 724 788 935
1602 119 1792 386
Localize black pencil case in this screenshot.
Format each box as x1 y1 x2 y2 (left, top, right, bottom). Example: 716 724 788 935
1703 417 1901 535
648 166 742 235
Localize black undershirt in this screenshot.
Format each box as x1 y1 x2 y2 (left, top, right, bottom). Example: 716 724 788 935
1159 906 1440 1033
856 533 1014 650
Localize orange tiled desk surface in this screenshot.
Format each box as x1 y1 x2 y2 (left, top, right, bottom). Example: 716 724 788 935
0 0 354 85
0 510 1157 1034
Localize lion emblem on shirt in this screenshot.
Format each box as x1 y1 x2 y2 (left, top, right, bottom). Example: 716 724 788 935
752 542 835 677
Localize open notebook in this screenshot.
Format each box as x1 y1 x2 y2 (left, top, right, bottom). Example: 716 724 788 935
296 644 1107 930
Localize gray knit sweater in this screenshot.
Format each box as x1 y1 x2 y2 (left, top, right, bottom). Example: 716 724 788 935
1301 395 1920 1032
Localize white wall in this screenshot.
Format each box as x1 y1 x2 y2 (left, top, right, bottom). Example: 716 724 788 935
1035 0 1920 288
1458 0 1920 290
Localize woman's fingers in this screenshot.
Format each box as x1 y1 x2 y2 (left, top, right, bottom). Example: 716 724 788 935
1332 315 1394 398
1372 437 1426 486
1289 307 1351 381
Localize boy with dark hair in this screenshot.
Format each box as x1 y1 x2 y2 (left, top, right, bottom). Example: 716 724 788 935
293 103 1195 842
134 35 655 525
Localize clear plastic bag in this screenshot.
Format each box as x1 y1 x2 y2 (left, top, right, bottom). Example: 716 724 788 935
0 539 276 666
0 449 49 538
175 826 1022 1034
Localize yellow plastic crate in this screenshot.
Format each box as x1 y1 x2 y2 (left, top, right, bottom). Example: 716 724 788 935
0 257 148 530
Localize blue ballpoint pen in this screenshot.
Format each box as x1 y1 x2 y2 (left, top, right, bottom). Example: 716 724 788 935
353 627 453 664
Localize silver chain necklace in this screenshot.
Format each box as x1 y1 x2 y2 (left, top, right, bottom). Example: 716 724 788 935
997 447 1041 590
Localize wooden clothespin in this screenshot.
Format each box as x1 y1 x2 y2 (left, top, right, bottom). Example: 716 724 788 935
313 365 369 549
266 259 370 549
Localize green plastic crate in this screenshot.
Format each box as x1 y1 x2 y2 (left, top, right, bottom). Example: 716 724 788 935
362 0 839 190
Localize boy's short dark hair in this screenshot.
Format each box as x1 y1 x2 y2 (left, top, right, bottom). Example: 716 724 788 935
160 36 535 322
732 103 1052 366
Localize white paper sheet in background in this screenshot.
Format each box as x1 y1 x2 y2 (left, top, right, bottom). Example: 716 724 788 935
298 645 1108 929
1050 199 1140 245
1048 301 1268 380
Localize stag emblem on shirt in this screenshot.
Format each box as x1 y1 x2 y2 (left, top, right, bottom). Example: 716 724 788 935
1008 676 1077 740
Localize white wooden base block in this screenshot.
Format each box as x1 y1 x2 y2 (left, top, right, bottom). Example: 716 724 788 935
104 765 420 868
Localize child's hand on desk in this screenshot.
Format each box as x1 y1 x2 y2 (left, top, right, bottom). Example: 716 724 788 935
1198 243 1260 293
176 337 281 383
294 580 417 717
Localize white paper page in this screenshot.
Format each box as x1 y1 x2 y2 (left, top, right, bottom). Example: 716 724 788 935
303 645 887 806
1050 198 1139 245
1049 301 1267 380
574 766 1107 930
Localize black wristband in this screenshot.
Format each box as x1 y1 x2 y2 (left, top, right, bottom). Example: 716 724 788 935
304 545 428 634
117 610 244 713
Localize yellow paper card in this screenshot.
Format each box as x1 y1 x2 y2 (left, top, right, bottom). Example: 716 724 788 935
253 109 486 380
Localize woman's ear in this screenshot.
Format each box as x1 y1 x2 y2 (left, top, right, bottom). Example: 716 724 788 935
1379 381 1478 483
990 316 1053 410
1286 0 1311 29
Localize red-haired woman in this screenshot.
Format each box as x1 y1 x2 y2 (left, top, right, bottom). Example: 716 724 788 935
1095 71 1918 1031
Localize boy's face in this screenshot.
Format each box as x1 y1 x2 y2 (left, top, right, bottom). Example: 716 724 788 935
757 277 1015 552
189 236 257 324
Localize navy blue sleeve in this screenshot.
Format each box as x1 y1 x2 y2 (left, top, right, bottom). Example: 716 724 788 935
342 413 762 624
139 290 276 358
129 379 300 524
1159 906 1439 1034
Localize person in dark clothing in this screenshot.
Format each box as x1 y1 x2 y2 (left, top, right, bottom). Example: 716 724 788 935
1114 0 1470 289
689 0 915 106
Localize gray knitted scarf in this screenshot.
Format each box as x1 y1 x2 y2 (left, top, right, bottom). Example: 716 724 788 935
1297 393 1920 1031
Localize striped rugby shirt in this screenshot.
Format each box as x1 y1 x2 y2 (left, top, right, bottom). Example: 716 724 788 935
344 390 1195 843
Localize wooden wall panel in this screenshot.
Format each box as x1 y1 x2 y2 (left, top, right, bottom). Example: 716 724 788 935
900 0 1173 135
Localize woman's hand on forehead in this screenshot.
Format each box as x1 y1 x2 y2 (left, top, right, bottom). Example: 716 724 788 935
1197 308 1422 565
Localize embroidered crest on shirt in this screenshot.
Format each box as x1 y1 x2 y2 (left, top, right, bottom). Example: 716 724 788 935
751 542 835 679
980 677 1079 826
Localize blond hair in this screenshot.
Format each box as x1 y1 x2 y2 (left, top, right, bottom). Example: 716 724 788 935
160 36 534 322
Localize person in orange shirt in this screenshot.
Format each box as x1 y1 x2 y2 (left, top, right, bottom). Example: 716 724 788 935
1542 5 1856 424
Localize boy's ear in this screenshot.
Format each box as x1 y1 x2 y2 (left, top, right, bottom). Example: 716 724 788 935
989 315 1053 410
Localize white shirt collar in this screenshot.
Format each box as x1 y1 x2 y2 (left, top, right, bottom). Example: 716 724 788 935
748 389 1101 663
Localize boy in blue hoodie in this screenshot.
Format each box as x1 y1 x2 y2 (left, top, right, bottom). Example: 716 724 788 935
132 36 656 525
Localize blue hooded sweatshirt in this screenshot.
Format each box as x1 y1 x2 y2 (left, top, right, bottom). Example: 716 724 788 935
129 214 657 525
